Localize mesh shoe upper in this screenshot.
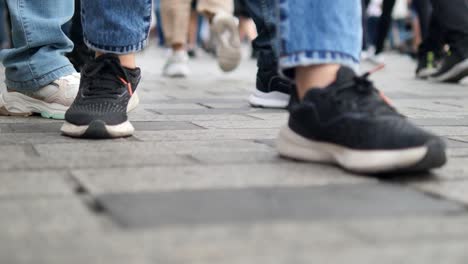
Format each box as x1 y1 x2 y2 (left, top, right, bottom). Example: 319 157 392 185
65 54 141 126
288 67 442 150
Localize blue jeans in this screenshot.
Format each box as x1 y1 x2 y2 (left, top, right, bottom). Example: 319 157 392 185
0 0 75 92
277 0 362 75
0 0 7 46
81 0 152 54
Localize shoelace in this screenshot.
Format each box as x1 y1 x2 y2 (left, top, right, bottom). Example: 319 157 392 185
331 65 400 116
82 56 131 99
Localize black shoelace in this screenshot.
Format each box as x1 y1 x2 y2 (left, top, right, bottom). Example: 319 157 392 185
82 56 131 99
331 69 400 116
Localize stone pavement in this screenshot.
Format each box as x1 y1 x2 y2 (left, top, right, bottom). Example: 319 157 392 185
1 46 468 264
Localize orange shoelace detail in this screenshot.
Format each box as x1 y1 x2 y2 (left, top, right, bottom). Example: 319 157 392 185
118 76 133 96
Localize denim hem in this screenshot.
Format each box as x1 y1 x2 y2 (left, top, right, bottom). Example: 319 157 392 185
5 64 76 92
84 38 148 55
278 50 359 80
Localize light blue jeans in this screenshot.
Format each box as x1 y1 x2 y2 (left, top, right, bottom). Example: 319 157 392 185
277 0 362 76
0 0 75 92
81 0 152 54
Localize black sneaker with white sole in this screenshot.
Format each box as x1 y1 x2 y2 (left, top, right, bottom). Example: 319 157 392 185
248 67 295 109
277 66 447 174
430 48 468 83
61 54 141 139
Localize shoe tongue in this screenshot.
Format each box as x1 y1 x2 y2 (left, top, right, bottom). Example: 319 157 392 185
303 66 357 100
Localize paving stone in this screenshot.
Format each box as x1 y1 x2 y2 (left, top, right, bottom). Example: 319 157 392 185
132 121 204 131
341 216 468 243
0 170 73 197
246 112 289 120
411 117 468 126
97 184 463 229
134 128 278 141
412 180 468 204
132 113 256 122
0 152 193 171
0 198 100 236
34 140 271 156
424 126 468 136
72 163 370 194
0 123 62 133
192 119 284 129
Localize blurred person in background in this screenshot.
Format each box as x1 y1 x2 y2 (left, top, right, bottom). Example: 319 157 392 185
160 0 241 78
234 0 257 58
422 0 468 83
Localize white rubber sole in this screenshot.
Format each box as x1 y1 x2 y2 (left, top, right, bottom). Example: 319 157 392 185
416 67 438 79
61 120 134 138
276 126 428 174
0 92 68 119
127 92 139 112
212 13 241 72
249 90 290 109
430 58 468 83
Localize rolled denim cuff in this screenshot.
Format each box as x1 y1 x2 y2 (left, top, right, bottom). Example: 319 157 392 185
84 38 148 55
279 50 359 79
5 64 75 92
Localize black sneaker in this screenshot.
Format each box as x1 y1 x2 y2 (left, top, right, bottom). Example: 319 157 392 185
430 48 468 83
415 51 439 79
248 67 295 109
61 54 141 139
277 66 446 174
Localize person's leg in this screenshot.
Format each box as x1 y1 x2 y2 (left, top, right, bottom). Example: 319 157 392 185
66 0 94 72
415 10 445 79
429 0 468 83
197 0 241 72
373 0 396 56
160 0 191 78
61 0 151 139
0 0 79 119
0 0 7 48
243 0 294 109
412 0 432 40
275 0 446 174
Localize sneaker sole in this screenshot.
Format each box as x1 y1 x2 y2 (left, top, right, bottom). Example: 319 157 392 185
0 92 68 119
212 14 241 72
416 67 438 79
249 91 290 109
276 126 446 174
430 58 468 83
61 120 134 139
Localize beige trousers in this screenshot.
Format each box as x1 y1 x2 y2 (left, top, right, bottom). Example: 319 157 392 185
160 0 233 46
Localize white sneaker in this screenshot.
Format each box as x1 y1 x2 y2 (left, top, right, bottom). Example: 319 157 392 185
0 73 80 119
211 12 242 72
162 51 190 78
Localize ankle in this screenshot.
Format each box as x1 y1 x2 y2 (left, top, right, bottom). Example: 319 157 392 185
96 52 136 69
295 64 340 100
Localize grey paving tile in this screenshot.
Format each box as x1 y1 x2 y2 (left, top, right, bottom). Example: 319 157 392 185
0 170 73 197
97 184 464 229
192 119 284 129
341 216 468 243
0 152 192 171
0 197 100 236
411 179 468 204
34 140 271 156
72 163 370 194
134 128 277 141
0 123 62 133
132 121 204 131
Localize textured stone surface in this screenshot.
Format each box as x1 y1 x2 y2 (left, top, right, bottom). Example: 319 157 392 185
0 46 468 263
